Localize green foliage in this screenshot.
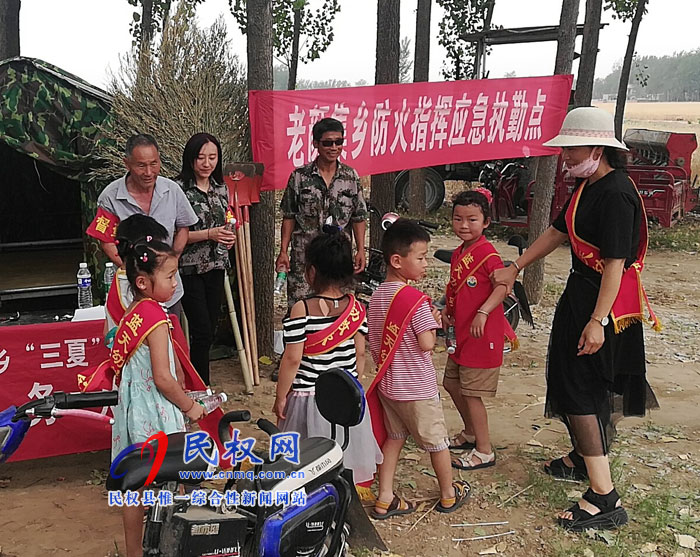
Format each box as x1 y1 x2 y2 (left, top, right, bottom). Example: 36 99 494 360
399 36 413 83
436 0 493 80
229 0 340 73
603 0 648 21
125 0 205 49
92 2 249 184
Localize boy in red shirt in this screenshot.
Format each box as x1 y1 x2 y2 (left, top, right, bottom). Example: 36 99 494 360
442 190 512 470
367 219 470 518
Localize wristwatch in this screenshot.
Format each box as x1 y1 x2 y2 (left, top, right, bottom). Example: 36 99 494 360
590 314 609 327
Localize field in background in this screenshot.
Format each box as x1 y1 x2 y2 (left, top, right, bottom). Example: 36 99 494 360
595 101 700 179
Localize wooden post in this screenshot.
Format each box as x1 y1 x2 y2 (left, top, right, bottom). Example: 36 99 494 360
234 217 253 386
223 272 253 393
243 206 260 385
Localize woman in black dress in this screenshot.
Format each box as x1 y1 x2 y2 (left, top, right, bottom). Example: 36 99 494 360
493 107 658 532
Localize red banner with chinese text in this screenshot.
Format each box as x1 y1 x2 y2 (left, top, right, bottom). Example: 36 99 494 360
0 320 111 462
249 75 573 191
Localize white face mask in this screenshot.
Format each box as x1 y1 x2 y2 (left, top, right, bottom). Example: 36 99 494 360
565 153 601 178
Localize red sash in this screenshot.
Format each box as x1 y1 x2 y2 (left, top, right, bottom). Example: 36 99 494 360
86 207 120 243
106 270 127 325
366 285 429 448
303 295 366 356
445 238 518 349
565 178 661 333
77 298 230 467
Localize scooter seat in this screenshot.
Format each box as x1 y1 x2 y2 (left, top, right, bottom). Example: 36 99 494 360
107 432 214 492
257 436 344 492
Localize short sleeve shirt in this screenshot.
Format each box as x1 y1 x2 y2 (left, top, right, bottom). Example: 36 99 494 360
97 174 198 305
552 169 641 279
449 238 505 369
282 310 368 391
178 178 231 275
279 159 368 235
368 282 439 401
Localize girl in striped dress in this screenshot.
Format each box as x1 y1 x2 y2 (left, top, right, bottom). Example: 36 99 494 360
273 228 382 485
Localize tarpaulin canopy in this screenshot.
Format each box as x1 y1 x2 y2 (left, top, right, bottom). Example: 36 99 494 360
0 57 113 179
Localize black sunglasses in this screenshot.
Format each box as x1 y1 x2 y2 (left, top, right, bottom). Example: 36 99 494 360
319 138 344 147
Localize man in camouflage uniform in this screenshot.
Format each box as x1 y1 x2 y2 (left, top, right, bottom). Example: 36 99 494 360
276 117 367 307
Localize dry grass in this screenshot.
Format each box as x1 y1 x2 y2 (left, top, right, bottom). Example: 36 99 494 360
90 2 249 184
595 102 700 178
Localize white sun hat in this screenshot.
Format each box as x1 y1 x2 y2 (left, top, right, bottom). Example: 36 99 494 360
543 106 628 150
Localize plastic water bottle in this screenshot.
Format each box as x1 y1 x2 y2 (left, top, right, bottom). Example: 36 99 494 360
77 263 93 309
273 271 287 295
186 389 214 401
446 326 457 355
216 210 236 256
184 392 226 429
103 262 115 297
198 393 227 413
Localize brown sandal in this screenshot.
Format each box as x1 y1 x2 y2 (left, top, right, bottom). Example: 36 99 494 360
436 480 471 513
370 494 416 520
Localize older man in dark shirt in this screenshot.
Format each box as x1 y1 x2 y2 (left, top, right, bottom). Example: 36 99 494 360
276 118 368 306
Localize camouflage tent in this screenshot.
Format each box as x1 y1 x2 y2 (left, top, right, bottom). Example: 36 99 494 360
0 57 112 178
0 57 113 301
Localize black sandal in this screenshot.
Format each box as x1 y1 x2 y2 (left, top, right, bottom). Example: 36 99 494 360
371 494 416 520
435 480 471 513
558 487 628 532
544 450 588 481
448 431 476 451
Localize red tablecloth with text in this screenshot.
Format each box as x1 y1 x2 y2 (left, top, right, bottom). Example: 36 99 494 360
0 319 111 462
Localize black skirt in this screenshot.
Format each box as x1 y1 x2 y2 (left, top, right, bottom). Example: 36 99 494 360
545 271 658 455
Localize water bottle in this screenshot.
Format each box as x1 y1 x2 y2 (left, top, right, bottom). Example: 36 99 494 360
186 389 214 401
185 393 227 429
103 262 116 297
446 326 457 355
198 392 227 414
273 271 287 295
77 263 93 309
216 210 236 256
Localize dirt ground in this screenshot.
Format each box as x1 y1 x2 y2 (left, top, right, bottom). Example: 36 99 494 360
1 237 699 557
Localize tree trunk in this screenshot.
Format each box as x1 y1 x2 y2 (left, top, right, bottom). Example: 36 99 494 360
574 0 602 107
0 0 20 61
287 6 302 90
246 0 275 357
370 0 400 248
614 0 647 139
408 0 431 217
140 0 155 55
524 0 579 304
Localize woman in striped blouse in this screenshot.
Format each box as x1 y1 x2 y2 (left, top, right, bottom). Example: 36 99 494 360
273 228 382 485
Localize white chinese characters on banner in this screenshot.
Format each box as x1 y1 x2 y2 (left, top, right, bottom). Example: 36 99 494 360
283 86 551 168
390 99 410 154
525 89 547 141
27 382 55 426
0 347 9 374
32 338 96 370
371 100 391 157
351 101 369 159
307 104 329 162
409 96 432 152
430 95 452 149
286 106 306 167
448 94 473 147
506 90 529 142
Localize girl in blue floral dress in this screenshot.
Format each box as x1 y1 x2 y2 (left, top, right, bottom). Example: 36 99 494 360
111 236 205 557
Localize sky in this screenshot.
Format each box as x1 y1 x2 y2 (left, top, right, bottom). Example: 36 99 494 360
18 0 700 91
